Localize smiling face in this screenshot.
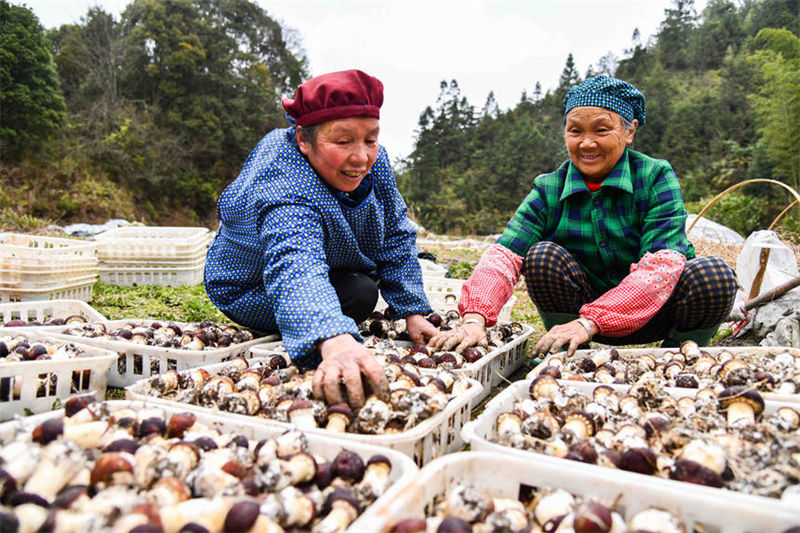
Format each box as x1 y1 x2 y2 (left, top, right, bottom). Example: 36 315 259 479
296 117 380 193
564 107 637 181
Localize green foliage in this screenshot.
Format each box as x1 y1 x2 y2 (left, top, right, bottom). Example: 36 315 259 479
90 282 229 323
748 28 800 192
0 0 66 162
401 0 799 236
686 191 770 236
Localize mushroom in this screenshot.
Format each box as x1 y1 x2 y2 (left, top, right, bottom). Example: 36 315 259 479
357 454 392 500
529 375 559 401
288 399 318 429
313 487 360 532
326 404 354 432
533 488 574 526
444 484 492 523
718 386 765 426
561 410 596 440
627 508 684 533
332 450 365 483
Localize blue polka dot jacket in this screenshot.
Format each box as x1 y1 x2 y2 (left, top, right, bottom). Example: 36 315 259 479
204 127 431 367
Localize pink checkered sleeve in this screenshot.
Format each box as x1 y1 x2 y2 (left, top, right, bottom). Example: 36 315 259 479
580 249 686 336
459 244 523 326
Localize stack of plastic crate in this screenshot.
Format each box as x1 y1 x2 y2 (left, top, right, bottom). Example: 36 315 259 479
0 233 98 302
93 226 209 286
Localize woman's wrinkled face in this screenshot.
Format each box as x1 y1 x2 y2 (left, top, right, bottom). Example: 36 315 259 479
297 117 380 193
565 107 637 180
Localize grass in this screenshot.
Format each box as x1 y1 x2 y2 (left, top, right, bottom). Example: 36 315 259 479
90 283 228 323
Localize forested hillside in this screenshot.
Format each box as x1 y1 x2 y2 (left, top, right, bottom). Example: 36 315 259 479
398 0 799 237
1 0 798 236
1 0 307 227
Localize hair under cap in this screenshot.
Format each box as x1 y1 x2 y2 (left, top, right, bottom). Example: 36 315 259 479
282 69 383 127
563 75 646 125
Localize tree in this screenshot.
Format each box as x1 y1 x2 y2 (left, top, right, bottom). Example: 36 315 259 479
748 28 800 191
656 0 698 69
0 1 66 162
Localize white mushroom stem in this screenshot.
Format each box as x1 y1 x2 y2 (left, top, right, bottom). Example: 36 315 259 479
725 400 755 426
280 487 316 527
63 420 111 450
288 408 318 430
286 454 316 485
14 503 50 533
326 413 349 432
311 499 359 533
160 497 232 533
359 462 391 499
24 441 85 501
534 488 575 525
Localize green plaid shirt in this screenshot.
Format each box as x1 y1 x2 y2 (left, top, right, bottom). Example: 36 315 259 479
498 148 695 292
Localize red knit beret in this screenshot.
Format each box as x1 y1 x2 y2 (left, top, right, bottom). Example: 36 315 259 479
282 69 384 127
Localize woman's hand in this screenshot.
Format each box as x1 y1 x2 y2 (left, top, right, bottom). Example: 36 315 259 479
533 318 598 358
313 334 389 409
405 313 439 345
427 313 489 353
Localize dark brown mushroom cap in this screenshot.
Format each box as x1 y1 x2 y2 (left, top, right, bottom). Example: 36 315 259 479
137 417 167 438
620 447 658 475
0 470 17 503
437 516 473 533
166 412 197 439
331 450 365 482
427 378 447 392
539 365 562 379
223 500 260 532
103 439 140 454
32 417 64 445
324 487 361 514
565 441 598 464
401 370 422 387
670 458 723 488
427 313 443 327
179 523 209 533
573 501 613 532
327 403 354 421
366 454 391 468
7 491 49 507
391 518 427 533
53 485 89 509
578 357 597 373
192 436 218 452
718 386 765 415
464 347 485 364
288 399 314 413
64 394 96 418
417 357 437 368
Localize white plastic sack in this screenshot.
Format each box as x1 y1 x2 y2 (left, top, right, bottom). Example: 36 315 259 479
736 230 799 296
686 214 745 244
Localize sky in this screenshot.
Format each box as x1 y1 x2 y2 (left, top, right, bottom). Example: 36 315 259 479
15 0 707 160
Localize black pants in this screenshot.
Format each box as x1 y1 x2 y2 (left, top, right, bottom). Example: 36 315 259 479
329 270 379 324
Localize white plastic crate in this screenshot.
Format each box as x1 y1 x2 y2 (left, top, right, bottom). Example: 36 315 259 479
0 299 106 325
0 399 419 532
47 319 279 387
0 277 96 303
526 346 800 404
419 258 449 277
98 260 205 287
462 380 800 506
94 226 210 260
0 233 98 270
126 358 482 466
357 451 800 533
0 332 116 420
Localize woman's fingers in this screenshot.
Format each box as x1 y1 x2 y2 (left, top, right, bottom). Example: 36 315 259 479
312 367 326 401
341 363 365 409
359 355 390 402
322 365 344 406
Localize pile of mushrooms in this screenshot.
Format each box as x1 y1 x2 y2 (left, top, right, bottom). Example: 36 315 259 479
491 376 800 499
3 314 90 328
0 335 88 364
390 482 690 533
58 320 256 351
536 340 800 395
360 312 527 371
0 335 95 399
144 356 472 435
0 397 394 532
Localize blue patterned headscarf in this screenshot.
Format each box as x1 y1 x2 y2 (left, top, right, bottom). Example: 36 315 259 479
563 76 646 125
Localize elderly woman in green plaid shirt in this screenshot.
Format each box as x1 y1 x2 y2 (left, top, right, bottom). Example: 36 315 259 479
430 76 738 356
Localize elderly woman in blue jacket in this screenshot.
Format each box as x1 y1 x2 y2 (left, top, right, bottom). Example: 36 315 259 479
205 70 438 408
